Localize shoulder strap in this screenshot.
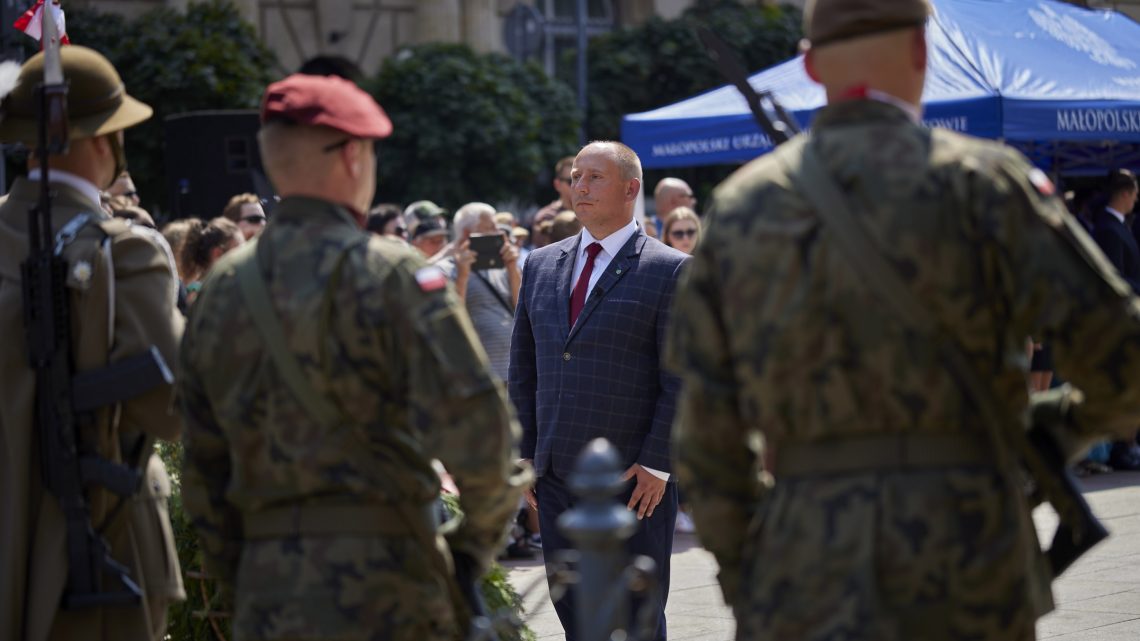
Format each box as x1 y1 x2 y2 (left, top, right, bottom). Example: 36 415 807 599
234 242 342 427
788 145 1022 462
472 269 514 314
790 142 1099 589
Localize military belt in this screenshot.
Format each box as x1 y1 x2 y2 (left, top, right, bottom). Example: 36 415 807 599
774 433 992 478
243 503 436 539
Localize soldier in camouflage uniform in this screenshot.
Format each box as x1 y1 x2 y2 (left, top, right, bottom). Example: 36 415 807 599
178 74 530 641
667 1 1140 640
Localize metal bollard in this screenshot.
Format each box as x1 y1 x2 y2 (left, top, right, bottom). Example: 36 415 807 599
558 438 639 641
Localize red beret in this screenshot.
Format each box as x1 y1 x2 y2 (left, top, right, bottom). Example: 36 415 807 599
260 74 392 139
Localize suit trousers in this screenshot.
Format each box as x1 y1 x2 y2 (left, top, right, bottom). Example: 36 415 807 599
537 470 677 641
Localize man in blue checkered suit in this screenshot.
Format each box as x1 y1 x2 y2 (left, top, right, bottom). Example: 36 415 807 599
509 141 689 641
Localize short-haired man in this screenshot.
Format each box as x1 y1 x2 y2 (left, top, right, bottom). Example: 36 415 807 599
222 192 268 240
549 210 582 243
510 141 688 641
439 202 521 380
652 177 696 236
179 73 528 641
653 177 696 218
531 155 576 227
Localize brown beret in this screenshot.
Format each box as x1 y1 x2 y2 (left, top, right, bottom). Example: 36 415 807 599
804 0 931 48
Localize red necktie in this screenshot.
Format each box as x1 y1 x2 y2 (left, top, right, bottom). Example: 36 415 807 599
570 242 603 328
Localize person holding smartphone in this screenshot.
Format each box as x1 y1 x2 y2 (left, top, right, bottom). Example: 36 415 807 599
436 201 521 381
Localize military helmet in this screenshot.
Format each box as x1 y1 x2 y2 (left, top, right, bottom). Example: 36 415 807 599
0 45 152 144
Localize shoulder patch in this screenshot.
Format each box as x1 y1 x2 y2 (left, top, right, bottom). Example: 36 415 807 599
1028 168 1056 197
415 266 448 292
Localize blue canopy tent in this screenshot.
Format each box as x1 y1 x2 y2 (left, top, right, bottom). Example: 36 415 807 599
621 0 1140 175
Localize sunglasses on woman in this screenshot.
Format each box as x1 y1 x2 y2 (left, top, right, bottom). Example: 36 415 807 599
670 229 698 239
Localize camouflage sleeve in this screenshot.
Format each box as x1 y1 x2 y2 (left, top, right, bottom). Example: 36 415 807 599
177 307 242 593
986 147 1140 444
395 258 531 570
666 213 767 605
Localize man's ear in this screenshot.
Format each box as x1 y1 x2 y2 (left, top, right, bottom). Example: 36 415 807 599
341 140 363 179
804 50 820 83
627 178 641 202
913 27 927 72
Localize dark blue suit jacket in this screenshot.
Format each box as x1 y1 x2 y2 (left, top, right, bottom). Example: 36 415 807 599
509 228 689 479
1093 208 1140 292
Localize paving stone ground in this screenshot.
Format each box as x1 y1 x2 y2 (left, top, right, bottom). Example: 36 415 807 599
505 471 1140 641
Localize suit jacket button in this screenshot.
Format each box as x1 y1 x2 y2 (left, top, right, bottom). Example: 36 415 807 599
563 352 571 361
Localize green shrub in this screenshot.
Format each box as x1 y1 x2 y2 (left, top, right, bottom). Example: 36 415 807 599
584 0 802 142
576 0 802 208
368 44 580 210
158 442 533 641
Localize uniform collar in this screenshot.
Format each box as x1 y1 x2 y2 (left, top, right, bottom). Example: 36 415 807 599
813 96 921 131
27 168 103 212
272 195 362 228
579 216 638 259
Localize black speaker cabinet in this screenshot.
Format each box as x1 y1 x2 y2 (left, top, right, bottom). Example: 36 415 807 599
164 110 273 220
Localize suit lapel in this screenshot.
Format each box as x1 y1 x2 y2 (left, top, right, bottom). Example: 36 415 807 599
554 236 579 341
567 231 645 343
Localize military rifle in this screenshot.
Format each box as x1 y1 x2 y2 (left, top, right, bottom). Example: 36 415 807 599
21 5 172 609
697 26 1107 578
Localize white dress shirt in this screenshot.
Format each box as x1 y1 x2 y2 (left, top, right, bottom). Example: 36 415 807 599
571 216 639 297
570 217 670 482
28 168 103 210
1107 206 1127 225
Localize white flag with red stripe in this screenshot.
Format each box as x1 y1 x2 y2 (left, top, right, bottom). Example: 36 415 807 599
14 0 70 45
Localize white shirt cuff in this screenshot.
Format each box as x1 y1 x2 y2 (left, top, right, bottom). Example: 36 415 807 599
643 466 670 481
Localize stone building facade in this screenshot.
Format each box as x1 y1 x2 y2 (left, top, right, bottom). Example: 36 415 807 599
65 0 715 76
58 0 1140 77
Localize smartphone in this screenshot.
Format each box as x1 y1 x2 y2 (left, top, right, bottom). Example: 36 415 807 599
469 233 505 270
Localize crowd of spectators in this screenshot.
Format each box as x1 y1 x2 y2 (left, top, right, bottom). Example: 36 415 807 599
1069 168 1140 473
104 157 719 551
111 152 1140 552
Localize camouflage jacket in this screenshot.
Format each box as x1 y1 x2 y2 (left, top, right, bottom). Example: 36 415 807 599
179 196 528 586
668 100 1140 638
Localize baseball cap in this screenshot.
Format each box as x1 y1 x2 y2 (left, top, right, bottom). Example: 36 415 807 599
260 73 392 139
404 200 448 222
410 216 448 240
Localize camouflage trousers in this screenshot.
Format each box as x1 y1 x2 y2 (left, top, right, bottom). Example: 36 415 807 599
233 535 460 641
733 468 1043 641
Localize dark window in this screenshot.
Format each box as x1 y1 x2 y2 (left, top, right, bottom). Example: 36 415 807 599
225 137 251 173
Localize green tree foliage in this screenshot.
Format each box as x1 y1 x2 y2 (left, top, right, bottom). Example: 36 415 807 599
158 442 534 641
577 1 802 210
39 1 277 213
584 0 802 141
369 44 580 210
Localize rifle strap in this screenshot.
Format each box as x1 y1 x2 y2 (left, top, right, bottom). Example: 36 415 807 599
473 269 514 315
235 241 342 427
787 144 1014 465
786 143 1056 610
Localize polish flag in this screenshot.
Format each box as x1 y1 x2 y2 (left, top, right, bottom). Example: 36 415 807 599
14 1 70 45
